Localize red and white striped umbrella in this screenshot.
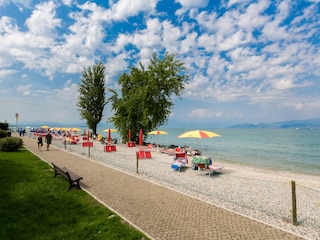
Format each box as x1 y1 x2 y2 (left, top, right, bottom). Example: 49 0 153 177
177 130 221 149
177 130 220 139
147 130 168 135
148 130 169 152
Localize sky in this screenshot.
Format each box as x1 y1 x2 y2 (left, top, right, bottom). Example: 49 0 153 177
0 0 319 128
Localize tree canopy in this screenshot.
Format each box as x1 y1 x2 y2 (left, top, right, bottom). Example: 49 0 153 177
108 52 188 142
77 62 106 135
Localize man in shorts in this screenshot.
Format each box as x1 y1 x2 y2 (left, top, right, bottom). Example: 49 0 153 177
46 130 52 151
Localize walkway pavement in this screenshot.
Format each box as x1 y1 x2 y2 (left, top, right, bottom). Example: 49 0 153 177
22 137 305 240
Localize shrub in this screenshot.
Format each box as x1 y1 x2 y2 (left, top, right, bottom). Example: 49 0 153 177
0 122 8 131
0 129 8 138
0 137 23 152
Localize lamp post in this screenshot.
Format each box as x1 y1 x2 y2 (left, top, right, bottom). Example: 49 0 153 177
15 113 19 137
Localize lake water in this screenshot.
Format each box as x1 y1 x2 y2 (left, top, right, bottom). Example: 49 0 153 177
98 127 320 176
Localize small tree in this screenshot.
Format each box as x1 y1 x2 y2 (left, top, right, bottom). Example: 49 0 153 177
108 52 188 142
77 62 106 135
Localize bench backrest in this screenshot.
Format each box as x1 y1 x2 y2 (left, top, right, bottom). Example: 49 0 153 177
52 163 70 179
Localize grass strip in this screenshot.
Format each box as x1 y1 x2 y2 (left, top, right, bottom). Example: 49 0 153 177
0 148 148 240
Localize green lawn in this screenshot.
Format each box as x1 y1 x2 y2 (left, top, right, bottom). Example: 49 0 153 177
0 148 148 240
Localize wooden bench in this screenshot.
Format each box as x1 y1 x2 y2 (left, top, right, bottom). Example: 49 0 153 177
52 162 83 191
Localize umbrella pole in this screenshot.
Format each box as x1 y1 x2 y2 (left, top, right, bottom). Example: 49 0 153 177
136 152 139 174
157 135 159 153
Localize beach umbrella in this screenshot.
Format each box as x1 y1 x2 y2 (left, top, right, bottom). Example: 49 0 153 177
177 130 221 149
148 130 168 152
41 125 50 129
148 130 168 135
102 128 117 133
139 129 143 146
71 128 81 134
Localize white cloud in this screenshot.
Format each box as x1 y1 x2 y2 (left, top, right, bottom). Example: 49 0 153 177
106 0 157 21
16 84 31 96
62 0 73 7
0 0 32 8
175 0 208 15
0 69 17 80
162 20 182 53
179 32 198 54
25 1 61 36
188 108 222 119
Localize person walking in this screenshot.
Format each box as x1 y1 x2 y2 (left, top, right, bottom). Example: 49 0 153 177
45 130 52 151
37 134 43 151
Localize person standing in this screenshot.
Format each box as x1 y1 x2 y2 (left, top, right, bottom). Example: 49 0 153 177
37 135 43 151
46 130 52 151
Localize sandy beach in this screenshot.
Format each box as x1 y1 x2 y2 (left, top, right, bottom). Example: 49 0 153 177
48 135 320 240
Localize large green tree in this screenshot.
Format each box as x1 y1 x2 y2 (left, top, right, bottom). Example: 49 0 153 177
77 62 106 135
108 52 188 142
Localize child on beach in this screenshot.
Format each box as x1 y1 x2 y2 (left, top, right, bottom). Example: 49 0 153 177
37 135 43 151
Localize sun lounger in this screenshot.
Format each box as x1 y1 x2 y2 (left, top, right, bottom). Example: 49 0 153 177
196 164 223 176
172 152 188 172
208 165 223 176
174 152 188 164
161 148 175 156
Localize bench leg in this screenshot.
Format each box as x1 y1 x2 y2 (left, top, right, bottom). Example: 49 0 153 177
53 169 59 178
67 180 82 191
67 182 73 191
75 180 81 189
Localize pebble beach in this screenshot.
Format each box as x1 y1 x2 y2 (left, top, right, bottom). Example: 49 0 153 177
49 136 320 240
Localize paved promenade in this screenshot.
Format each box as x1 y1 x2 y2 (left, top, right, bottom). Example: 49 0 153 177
22 137 305 240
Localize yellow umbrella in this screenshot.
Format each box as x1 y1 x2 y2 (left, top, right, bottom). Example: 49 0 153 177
41 125 50 129
177 130 221 149
71 128 81 132
148 130 169 152
103 128 117 132
177 130 220 139
148 130 168 135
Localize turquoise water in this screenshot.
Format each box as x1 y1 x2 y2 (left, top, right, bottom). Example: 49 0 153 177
98 127 320 176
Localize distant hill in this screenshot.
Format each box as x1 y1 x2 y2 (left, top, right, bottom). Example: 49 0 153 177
229 118 320 129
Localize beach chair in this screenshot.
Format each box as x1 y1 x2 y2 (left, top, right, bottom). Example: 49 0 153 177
174 152 188 164
172 152 188 172
197 163 223 176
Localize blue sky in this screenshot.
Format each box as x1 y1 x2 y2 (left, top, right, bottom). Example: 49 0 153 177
0 0 319 127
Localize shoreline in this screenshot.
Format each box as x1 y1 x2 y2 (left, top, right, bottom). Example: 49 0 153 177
48 136 320 240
